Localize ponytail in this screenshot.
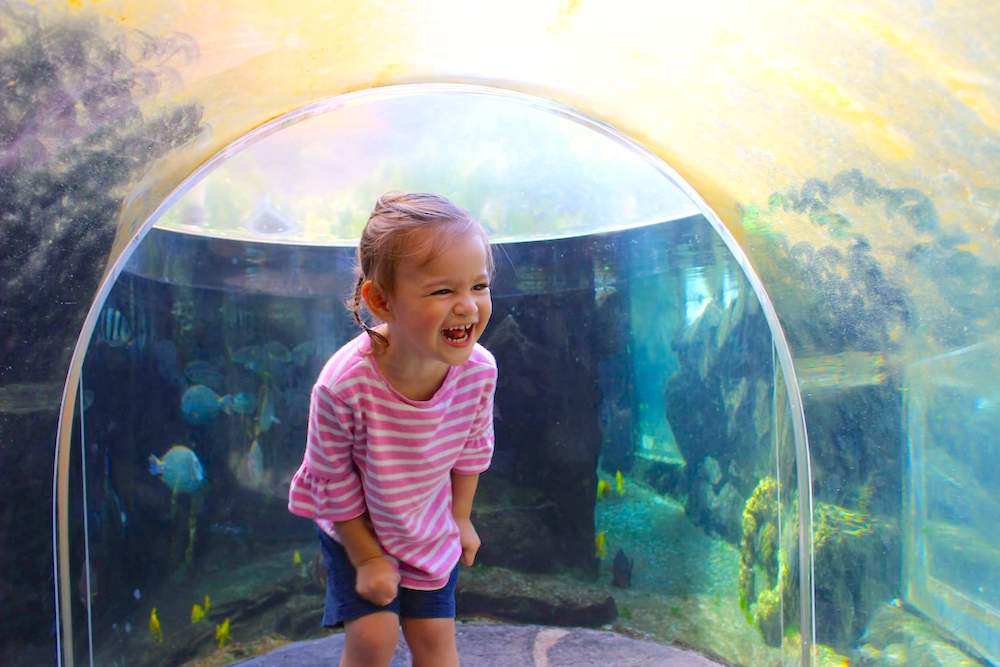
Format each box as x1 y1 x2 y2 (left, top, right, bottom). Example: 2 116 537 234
346 273 388 348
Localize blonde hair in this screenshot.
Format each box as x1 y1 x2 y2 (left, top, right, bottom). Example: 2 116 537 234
348 192 494 348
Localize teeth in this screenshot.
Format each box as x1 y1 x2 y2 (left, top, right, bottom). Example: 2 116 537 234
443 325 473 341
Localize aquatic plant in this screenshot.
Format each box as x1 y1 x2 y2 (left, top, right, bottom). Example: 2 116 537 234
738 476 785 645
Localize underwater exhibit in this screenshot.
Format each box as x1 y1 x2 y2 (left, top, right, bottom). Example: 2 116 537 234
1 2 998 666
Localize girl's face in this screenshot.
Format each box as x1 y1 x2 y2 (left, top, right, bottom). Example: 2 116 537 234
384 231 492 371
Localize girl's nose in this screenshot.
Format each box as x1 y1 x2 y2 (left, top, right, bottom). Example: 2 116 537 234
454 295 476 316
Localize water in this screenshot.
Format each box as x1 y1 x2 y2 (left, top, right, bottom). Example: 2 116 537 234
69 215 995 667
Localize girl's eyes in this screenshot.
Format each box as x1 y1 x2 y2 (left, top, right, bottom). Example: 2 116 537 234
429 284 489 296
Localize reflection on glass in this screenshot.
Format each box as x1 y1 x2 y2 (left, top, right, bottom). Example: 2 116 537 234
904 339 1000 664
154 89 698 244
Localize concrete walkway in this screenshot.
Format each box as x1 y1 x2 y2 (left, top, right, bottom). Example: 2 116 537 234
234 622 727 666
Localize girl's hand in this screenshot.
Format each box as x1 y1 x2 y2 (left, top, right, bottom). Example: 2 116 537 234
355 556 400 606
456 517 481 566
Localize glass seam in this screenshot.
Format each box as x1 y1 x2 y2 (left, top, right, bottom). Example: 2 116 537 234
79 376 95 666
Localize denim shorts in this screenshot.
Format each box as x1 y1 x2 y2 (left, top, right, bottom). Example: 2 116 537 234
317 526 459 627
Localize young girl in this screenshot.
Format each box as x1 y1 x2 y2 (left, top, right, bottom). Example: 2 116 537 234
288 192 497 667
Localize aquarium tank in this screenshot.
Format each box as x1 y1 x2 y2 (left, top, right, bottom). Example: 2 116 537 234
61 86 815 666
43 81 1000 667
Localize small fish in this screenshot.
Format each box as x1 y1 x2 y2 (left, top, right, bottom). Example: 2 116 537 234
256 386 280 434
596 479 610 499
293 550 302 566
98 306 133 348
149 446 205 494
149 607 163 643
191 603 205 624
181 385 227 425
615 470 624 496
595 531 607 559
222 391 256 416
204 594 212 613
215 617 230 648
232 345 265 373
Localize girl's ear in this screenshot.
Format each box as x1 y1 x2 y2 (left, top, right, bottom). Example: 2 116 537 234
361 280 392 321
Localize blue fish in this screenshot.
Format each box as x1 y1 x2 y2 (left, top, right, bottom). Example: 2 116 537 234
148 445 204 494
184 360 225 392
181 385 224 425
221 391 256 416
232 345 265 373
256 386 280 434
233 342 293 377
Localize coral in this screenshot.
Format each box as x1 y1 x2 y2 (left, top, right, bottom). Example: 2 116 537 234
754 581 784 647
738 476 783 645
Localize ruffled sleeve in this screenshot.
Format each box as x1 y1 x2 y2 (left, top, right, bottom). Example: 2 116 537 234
453 363 497 475
287 383 366 523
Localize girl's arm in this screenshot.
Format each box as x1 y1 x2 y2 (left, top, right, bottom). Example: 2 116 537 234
452 471 481 566
335 516 400 606
451 471 480 520
334 515 385 566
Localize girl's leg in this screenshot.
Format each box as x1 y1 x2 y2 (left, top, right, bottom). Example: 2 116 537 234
401 618 459 667
340 611 399 667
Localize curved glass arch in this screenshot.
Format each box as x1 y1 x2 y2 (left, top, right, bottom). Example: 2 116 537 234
56 84 814 666
153 84 701 245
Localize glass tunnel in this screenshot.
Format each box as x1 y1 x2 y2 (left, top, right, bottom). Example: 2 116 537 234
65 86 813 666
1 3 998 667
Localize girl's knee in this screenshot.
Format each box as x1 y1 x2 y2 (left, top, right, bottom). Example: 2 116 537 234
342 612 399 666
402 618 458 666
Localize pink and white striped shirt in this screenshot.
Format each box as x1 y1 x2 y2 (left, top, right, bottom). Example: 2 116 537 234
288 332 497 590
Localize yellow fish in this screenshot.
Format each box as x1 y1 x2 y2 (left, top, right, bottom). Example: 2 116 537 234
191 603 205 624
595 530 607 559
204 594 212 612
215 617 230 648
596 479 610 499
615 470 624 496
149 607 163 643
293 549 302 566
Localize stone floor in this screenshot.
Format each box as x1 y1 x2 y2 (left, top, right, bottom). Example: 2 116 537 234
233 622 727 666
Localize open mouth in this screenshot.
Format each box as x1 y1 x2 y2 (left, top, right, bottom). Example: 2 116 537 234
442 324 474 346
